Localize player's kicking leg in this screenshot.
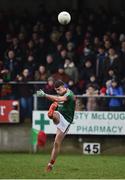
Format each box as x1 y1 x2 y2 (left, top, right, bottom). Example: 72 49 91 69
46 128 65 172
46 102 65 172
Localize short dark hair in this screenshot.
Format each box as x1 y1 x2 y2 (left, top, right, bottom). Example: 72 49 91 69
54 80 65 88
86 83 96 90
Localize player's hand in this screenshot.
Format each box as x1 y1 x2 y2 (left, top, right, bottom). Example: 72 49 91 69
36 89 45 97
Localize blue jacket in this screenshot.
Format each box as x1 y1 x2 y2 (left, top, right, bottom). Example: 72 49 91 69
106 86 124 107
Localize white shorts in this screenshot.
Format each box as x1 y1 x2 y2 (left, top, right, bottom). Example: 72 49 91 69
56 111 70 134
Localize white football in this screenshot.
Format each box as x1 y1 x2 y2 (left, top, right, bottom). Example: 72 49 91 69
58 11 71 25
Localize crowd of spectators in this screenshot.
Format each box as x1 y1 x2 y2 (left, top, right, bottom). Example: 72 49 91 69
0 7 125 120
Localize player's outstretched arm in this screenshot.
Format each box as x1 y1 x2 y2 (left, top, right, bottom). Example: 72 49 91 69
36 89 67 102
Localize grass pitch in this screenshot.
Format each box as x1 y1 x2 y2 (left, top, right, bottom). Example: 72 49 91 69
0 153 125 179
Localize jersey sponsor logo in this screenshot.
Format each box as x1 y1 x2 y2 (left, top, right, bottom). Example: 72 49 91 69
58 101 64 107
58 104 63 107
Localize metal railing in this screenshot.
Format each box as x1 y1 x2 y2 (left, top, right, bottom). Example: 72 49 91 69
0 81 125 123
0 81 47 84
33 94 125 112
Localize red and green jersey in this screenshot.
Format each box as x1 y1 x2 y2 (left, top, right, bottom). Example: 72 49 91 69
57 89 75 123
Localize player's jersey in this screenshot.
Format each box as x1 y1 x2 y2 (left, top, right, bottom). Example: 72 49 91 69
57 89 75 123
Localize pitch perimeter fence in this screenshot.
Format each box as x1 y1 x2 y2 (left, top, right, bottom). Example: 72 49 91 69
0 81 125 123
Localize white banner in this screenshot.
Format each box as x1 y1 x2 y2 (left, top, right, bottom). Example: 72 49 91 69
32 111 125 135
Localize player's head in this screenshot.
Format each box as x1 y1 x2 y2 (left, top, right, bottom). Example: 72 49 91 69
54 80 66 95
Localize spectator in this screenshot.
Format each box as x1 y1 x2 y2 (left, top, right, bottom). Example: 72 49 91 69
52 65 70 84
0 61 10 82
44 77 55 95
93 37 101 52
54 43 64 62
75 98 85 111
104 40 112 52
99 81 111 111
5 34 12 49
106 78 124 111
0 69 10 82
0 60 15 99
47 30 61 53
85 84 99 111
67 42 76 60
4 50 20 80
0 83 14 99
16 69 33 121
80 59 95 84
34 65 48 81
46 54 57 76
18 32 26 46
63 31 74 45
32 32 39 45
11 37 24 64
106 68 116 81
111 32 119 47
96 46 107 83
119 34 125 43
67 80 79 94
87 74 99 90
58 49 67 65
103 48 122 82
24 55 37 77
26 40 36 57
100 87 107 96
37 37 48 65
64 58 79 84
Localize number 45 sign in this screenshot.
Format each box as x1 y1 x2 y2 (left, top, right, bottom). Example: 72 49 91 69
83 143 100 155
